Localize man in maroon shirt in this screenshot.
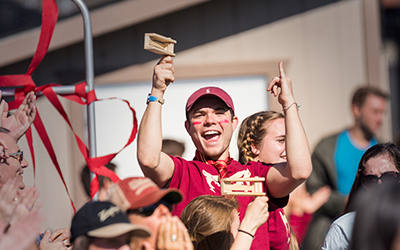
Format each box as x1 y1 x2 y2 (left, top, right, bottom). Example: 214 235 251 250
137 56 312 250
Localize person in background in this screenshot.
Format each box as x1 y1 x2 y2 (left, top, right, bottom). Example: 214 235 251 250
162 139 186 157
107 177 192 250
0 177 42 250
0 92 72 250
70 201 151 250
181 195 269 250
284 183 330 246
81 162 117 201
348 182 400 250
322 142 400 250
305 86 389 250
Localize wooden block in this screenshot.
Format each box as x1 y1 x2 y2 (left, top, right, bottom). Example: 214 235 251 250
221 177 266 197
144 33 177 56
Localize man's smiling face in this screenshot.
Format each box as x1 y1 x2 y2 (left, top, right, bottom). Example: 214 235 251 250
185 96 238 161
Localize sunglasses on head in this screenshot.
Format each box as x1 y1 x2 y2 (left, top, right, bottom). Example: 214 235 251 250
129 200 173 217
361 171 400 188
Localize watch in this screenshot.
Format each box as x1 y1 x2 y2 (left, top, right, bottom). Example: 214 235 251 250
146 94 165 105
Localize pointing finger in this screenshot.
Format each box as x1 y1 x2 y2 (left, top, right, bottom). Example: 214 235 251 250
278 61 286 79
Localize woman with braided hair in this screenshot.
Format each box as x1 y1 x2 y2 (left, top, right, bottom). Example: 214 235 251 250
237 111 285 166
237 110 330 249
237 66 327 249
237 111 292 250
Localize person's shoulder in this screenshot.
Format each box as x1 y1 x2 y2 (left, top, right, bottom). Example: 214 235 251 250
330 212 356 236
332 211 356 226
318 131 343 144
169 155 192 167
323 212 356 250
313 130 344 152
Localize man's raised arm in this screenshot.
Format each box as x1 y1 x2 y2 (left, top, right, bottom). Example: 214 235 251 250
137 56 176 187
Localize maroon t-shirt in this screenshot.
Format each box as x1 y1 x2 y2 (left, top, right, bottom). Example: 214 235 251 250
269 208 291 250
289 212 313 245
169 156 289 250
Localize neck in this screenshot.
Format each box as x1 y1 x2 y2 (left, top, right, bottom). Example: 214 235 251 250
349 125 374 148
196 150 231 162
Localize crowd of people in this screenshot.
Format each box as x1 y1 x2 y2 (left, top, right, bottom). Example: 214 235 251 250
0 55 399 250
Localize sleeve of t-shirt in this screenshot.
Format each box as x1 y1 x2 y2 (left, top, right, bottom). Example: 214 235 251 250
167 155 184 188
289 213 313 245
321 221 350 250
254 161 289 210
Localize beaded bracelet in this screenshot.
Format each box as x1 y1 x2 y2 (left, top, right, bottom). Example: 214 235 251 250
282 101 301 112
238 229 255 239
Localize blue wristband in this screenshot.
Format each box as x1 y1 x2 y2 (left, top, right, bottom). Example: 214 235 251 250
146 94 165 105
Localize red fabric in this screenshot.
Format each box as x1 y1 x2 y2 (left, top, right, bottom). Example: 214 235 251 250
289 212 313 245
169 156 289 250
269 208 291 250
0 0 138 212
194 150 232 181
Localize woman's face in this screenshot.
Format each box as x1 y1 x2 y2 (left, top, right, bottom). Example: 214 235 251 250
253 118 286 164
362 154 398 187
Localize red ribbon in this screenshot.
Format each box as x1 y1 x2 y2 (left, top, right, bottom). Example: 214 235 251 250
0 0 138 212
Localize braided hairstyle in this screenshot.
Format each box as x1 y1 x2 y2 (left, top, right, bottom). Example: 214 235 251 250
237 111 284 165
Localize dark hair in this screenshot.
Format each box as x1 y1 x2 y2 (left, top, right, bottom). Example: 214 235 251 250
344 143 400 213
348 182 400 250
351 86 388 108
162 139 186 157
71 235 93 250
80 162 117 198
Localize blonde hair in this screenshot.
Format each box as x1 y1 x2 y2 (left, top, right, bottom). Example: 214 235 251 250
289 229 299 250
180 195 238 244
237 111 284 164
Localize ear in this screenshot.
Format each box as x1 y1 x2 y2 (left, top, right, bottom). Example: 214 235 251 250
184 120 190 134
232 116 239 131
352 104 361 120
250 143 260 156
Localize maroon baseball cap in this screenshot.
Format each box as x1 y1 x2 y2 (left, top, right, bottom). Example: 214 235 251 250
185 87 235 115
107 177 183 212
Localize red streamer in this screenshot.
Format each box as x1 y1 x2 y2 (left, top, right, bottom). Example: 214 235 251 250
0 0 138 213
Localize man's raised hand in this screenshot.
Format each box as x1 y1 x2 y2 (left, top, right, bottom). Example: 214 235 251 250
152 56 175 94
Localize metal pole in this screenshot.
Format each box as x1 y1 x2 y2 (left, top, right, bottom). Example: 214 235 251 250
0 85 88 97
71 0 98 200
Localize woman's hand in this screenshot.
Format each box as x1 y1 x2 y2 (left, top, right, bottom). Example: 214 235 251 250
240 196 269 235
267 62 295 108
157 216 193 250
